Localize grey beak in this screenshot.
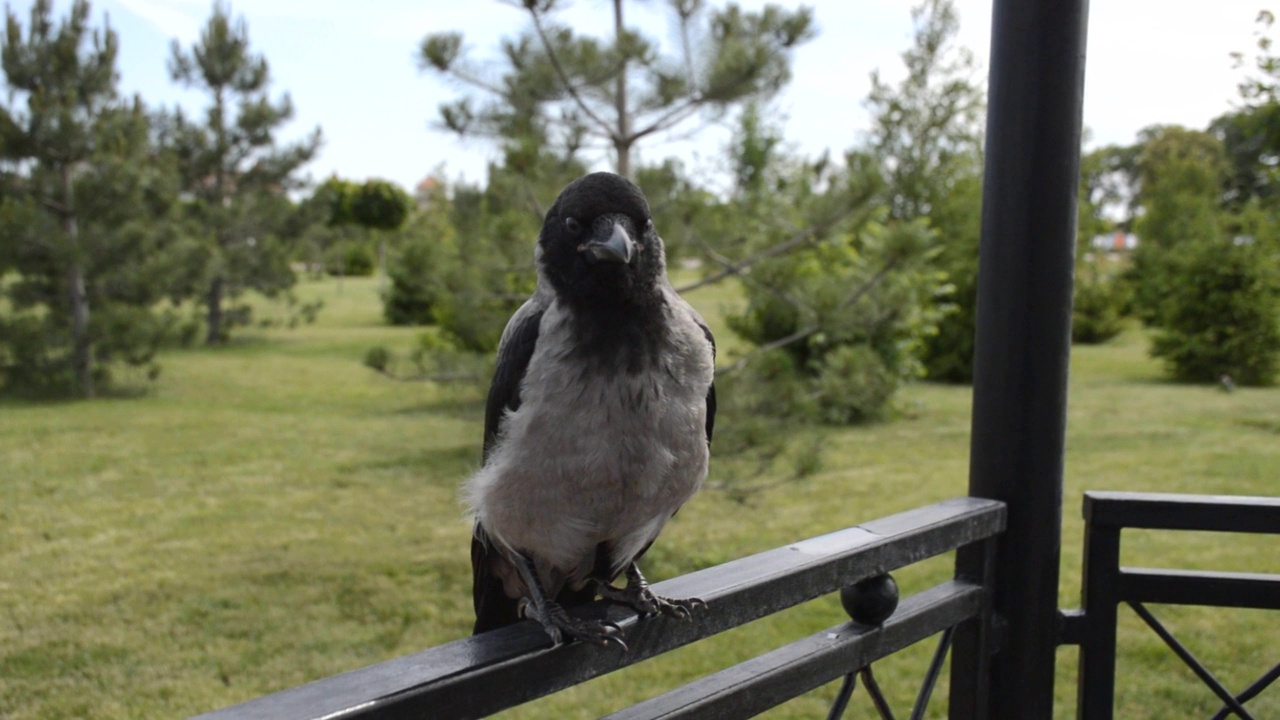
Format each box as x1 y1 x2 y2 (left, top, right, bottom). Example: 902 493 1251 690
584 223 633 265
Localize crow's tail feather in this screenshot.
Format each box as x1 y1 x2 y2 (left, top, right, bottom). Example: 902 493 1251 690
471 524 600 635
471 525 521 634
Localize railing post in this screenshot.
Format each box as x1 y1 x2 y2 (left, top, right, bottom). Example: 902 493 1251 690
957 0 1090 717
950 537 998 718
1075 502 1120 720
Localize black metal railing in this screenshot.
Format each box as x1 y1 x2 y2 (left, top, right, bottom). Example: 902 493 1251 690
1072 491 1280 720
191 497 1005 720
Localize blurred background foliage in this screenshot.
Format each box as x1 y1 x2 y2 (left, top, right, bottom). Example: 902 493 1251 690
5 0 1278 405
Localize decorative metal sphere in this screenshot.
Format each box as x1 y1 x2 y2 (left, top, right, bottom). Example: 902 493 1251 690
841 573 899 626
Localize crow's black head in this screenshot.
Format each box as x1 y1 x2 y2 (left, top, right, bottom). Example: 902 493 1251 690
538 172 665 308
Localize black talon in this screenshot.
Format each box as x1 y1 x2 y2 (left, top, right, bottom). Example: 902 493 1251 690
601 631 629 652
597 563 705 621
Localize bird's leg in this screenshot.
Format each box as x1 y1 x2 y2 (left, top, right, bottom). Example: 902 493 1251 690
597 563 706 620
511 552 627 650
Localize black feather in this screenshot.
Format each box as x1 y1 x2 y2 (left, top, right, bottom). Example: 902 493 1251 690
482 309 544 463
473 308 544 633
470 525 520 633
698 320 717 445
569 299 669 375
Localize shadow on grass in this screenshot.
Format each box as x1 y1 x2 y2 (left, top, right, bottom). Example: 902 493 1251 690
1237 418 1280 435
337 444 479 479
0 640 135 681
0 377 157 404
386 395 484 424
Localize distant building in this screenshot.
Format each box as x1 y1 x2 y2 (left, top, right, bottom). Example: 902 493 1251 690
415 176 443 208
1090 232 1138 252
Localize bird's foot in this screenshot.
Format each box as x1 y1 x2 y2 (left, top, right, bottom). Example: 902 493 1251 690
518 597 628 651
598 576 705 620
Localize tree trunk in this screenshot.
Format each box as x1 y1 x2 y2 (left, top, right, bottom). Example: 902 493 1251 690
62 165 94 398
209 86 232 335
337 241 345 296
613 0 632 178
205 276 225 344
378 232 387 294
68 262 94 398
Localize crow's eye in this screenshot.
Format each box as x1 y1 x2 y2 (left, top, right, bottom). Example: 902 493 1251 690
564 217 582 236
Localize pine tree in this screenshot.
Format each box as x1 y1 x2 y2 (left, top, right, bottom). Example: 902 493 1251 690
863 0 986 382
1 0 175 396
419 0 814 178
167 1 320 343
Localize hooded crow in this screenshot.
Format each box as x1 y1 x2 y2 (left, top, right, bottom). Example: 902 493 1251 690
464 172 716 648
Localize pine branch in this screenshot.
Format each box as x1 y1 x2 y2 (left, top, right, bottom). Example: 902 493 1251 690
674 205 861 294
526 7 617 139
646 113 729 146
715 260 900 378
629 97 704 143
38 196 69 216
694 235 812 315
435 65 508 98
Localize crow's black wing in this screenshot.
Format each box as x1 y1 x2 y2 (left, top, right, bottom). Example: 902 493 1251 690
473 303 545 635
482 305 545 463
697 319 716 445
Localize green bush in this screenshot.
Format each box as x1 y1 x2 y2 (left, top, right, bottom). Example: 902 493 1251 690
812 344 897 423
1125 243 1182 326
430 266 520 352
704 355 825 502
726 218 947 425
349 180 410 231
325 243 376 277
383 236 440 326
363 346 391 373
361 329 491 384
384 231 525 351
0 305 170 397
920 279 973 382
918 174 982 383
377 185 532 349
1149 238 1280 386
429 239 532 352
1072 257 1130 345
718 351 817 424
0 312 68 396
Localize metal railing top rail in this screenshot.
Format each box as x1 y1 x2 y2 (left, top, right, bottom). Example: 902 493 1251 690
192 497 1005 720
1083 491 1280 533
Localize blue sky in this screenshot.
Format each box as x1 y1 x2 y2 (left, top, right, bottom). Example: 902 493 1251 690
4 1 1270 192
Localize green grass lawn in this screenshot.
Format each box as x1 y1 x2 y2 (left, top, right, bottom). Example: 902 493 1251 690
2 275 1277 719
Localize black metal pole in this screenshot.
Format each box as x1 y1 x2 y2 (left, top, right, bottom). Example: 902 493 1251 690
959 0 1089 717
